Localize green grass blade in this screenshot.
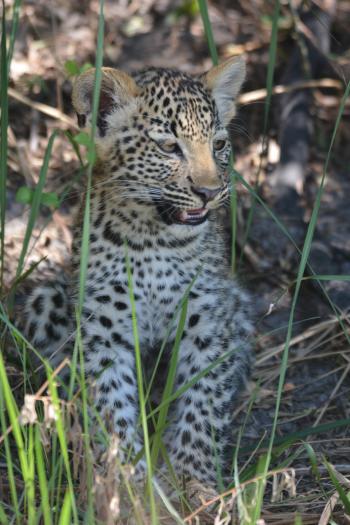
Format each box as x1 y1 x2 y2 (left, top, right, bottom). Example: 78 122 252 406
57 490 72 525
0 383 21 524
34 424 52 525
231 384 258 474
125 245 158 525
46 366 78 524
144 271 199 406
294 514 303 525
152 477 185 525
14 130 59 281
75 314 94 523
75 3 105 521
303 442 321 481
151 291 188 467
7 0 22 72
245 454 267 523
26 424 36 524
0 0 8 288
52 439 64 525
324 460 350 514
0 352 31 493
77 0 104 312
0 503 9 525
197 0 218 65
147 338 248 420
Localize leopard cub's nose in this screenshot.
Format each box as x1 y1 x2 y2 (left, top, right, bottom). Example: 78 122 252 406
191 186 222 204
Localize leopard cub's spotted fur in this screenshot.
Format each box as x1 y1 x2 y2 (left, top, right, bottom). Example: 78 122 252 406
23 57 252 486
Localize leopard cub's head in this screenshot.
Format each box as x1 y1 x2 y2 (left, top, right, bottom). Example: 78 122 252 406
72 57 245 226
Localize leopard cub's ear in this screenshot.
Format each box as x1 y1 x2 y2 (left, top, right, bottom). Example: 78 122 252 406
202 56 245 126
72 67 140 136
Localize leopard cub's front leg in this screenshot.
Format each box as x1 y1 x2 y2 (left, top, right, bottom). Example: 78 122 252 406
80 297 147 477
163 279 252 486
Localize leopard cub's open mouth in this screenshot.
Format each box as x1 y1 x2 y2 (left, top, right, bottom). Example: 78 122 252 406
156 201 210 225
175 207 209 225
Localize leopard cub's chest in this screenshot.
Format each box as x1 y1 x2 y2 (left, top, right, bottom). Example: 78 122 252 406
84 244 200 344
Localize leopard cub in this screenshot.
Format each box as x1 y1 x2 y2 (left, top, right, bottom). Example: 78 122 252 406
23 56 252 486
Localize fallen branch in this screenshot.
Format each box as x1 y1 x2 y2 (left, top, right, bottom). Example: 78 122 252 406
238 78 343 105
8 80 343 126
8 87 78 129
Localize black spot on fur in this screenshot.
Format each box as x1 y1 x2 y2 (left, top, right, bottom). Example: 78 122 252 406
32 295 44 315
188 314 200 327
114 302 127 310
181 431 191 446
96 295 111 304
100 315 112 328
100 357 113 368
114 285 126 294
52 293 64 308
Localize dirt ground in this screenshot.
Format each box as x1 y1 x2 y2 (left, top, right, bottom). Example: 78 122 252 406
3 0 350 521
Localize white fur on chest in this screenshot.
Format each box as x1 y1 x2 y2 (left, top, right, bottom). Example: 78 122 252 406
86 245 199 347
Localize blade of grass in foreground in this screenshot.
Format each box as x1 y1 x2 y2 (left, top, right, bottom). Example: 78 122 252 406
77 0 104 312
75 315 94 521
14 130 59 281
152 477 185 525
294 514 303 525
58 490 72 525
251 77 350 524
324 460 350 514
7 0 22 72
27 424 36 525
232 388 258 522
125 245 158 525
0 504 9 525
197 0 218 65
151 291 188 467
0 0 8 288
34 424 52 525
0 352 33 521
0 383 21 525
75 1 105 520
46 366 78 524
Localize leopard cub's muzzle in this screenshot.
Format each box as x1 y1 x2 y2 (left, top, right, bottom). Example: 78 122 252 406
158 183 228 226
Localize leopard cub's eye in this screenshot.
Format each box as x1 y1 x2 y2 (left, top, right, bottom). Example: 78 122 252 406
158 140 182 156
213 139 227 152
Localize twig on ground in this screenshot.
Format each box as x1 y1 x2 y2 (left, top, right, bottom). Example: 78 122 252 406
238 78 343 106
8 87 78 128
